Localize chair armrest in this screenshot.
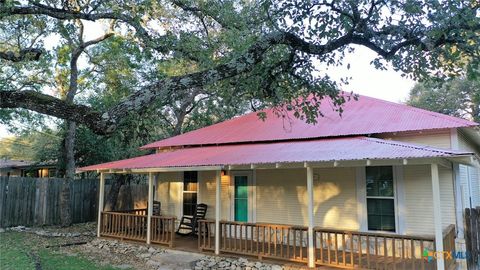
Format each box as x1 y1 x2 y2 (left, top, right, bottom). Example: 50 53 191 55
179 216 193 223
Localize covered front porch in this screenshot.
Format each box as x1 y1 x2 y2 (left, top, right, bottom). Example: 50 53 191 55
94 162 460 270
79 137 477 269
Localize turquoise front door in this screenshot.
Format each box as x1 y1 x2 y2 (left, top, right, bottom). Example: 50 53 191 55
234 175 248 222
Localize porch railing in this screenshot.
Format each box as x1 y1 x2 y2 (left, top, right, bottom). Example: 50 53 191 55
109 208 147 216
198 220 309 263
101 211 148 241
151 215 176 247
99 211 175 247
314 227 437 269
199 220 455 269
442 224 456 270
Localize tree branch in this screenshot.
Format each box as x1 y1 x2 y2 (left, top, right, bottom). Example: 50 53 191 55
0 90 109 133
0 48 43 62
1 24 476 134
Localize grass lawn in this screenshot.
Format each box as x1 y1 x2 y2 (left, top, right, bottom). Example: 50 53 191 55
0 231 127 270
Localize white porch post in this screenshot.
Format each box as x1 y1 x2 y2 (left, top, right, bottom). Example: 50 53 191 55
453 163 465 239
147 172 154 244
97 172 105 237
431 163 445 270
215 170 221 255
306 166 315 268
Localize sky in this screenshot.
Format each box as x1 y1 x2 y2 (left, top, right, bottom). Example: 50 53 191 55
0 23 416 139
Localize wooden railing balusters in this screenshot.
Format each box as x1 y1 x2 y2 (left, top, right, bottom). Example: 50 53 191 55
420 240 425 270
342 233 346 266
392 238 396 270
384 237 388 270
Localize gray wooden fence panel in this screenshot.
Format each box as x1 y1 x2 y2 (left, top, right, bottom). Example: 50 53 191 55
0 176 99 227
465 207 480 269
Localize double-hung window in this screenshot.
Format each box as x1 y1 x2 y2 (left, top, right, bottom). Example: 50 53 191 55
183 171 198 216
366 166 396 232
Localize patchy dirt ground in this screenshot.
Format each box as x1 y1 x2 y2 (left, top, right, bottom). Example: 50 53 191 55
1 223 326 270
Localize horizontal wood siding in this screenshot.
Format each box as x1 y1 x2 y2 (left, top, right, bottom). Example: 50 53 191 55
198 171 230 220
154 166 454 237
403 165 455 235
457 129 480 207
155 172 182 217
256 169 306 225
377 130 451 149
458 129 480 155
313 167 358 230
256 168 358 230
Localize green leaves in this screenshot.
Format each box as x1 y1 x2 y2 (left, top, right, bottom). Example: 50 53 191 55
407 77 480 123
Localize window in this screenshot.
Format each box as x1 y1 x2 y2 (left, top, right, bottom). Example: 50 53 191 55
183 171 198 216
234 175 248 222
366 166 395 232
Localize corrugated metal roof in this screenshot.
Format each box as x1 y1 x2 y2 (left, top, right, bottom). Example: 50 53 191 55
79 137 472 171
0 159 37 169
141 95 477 149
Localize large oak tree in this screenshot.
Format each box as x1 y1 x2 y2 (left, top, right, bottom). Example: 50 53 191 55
2 0 479 133
1 0 479 225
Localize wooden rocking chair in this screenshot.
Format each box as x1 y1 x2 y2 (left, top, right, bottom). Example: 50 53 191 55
176 203 207 236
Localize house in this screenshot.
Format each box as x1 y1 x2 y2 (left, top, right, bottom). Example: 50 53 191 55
78 95 480 270
0 159 57 178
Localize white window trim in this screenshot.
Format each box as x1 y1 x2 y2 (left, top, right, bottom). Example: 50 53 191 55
181 171 198 217
229 170 255 223
357 166 405 234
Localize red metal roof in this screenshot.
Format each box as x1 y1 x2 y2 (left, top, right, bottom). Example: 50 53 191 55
79 137 472 171
141 95 477 149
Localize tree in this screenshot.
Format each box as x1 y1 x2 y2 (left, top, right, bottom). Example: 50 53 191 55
1 0 479 135
54 19 113 226
407 77 480 123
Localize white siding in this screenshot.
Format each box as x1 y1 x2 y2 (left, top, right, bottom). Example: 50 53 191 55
377 130 451 149
155 172 182 217
403 165 455 235
255 168 358 230
458 129 480 155
457 129 480 208
154 166 456 237
198 171 230 220
459 164 480 208
255 169 306 225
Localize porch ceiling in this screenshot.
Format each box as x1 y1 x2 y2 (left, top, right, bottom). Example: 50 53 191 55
77 136 477 173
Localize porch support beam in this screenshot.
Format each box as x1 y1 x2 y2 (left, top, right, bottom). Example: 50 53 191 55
431 163 445 270
97 172 106 237
306 166 315 268
147 172 154 244
215 170 221 255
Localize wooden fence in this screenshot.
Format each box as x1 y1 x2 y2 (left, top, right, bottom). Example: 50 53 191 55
465 207 480 269
0 176 98 227
0 176 149 227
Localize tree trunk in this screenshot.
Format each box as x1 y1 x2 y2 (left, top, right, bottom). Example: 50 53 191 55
104 174 127 211
59 120 76 226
